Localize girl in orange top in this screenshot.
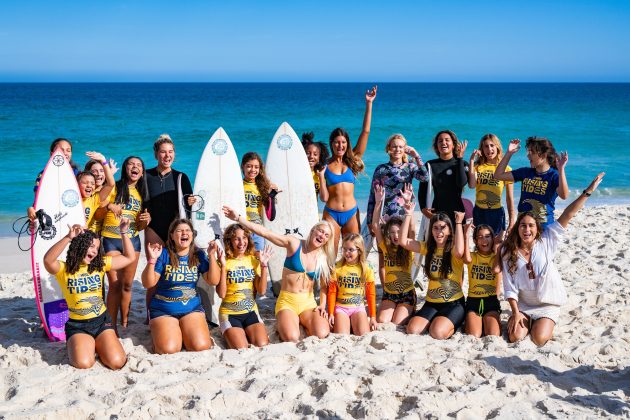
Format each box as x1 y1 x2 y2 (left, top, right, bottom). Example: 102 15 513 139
327 233 378 336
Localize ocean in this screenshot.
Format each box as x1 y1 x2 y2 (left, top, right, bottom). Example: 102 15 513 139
1 83 629 237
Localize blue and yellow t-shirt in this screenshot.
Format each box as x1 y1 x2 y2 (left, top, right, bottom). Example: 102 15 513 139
150 248 209 314
55 256 112 321
511 166 559 227
219 255 261 315
467 251 497 298
83 193 101 230
377 241 414 295
418 242 464 303
330 262 375 308
102 185 143 238
474 163 512 210
243 180 263 224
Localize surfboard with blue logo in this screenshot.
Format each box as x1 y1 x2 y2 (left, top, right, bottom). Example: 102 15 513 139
31 148 85 341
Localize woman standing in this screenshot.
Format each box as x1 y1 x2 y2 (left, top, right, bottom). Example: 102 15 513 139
319 86 377 253
501 173 604 346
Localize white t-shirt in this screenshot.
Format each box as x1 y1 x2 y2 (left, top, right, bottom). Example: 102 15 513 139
502 221 565 302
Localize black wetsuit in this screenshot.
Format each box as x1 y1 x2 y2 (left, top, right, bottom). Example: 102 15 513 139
418 158 469 224
145 168 192 242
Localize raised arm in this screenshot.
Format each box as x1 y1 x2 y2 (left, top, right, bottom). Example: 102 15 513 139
462 222 473 264
398 198 422 253
556 151 569 200
452 211 466 259
86 151 115 202
208 241 226 295
468 150 480 189
505 182 516 231
494 139 518 182
141 242 163 288
370 184 386 244
43 224 84 275
317 166 329 202
557 173 604 228
256 245 272 294
222 205 296 250
353 85 377 158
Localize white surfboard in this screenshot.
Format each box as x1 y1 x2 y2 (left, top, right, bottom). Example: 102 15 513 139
31 149 85 341
263 122 319 297
191 127 246 324
412 162 432 283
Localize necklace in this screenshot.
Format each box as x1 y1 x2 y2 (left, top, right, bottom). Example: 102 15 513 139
158 170 172 188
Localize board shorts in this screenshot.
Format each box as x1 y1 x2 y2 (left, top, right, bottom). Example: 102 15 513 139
465 295 501 316
275 291 317 316
219 310 264 334
334 305 366 318
415 298 466 329
65 311 114 340
251 233 266 251
473 206 506 235
148 303 205 320
382 289 417 307
324 205 358 228
102 235 142 253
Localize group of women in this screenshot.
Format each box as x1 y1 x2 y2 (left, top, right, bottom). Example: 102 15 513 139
30 86 604 370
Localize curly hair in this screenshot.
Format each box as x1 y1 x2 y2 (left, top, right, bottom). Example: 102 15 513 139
328 127 365 175
424 213 455 280
165 219 200 269
65 230 105 274
241 152 272 206
223 223 255 259
432 130 463 158
302 132 330 172
500 212 542 275
525 136 558 169
381 217 412 268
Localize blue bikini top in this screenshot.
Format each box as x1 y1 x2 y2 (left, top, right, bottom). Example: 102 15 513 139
283 242 315 280
324 165 355 186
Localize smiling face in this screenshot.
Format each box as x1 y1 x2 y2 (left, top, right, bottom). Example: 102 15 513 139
242 158 260 182
431 220 451 247
436 133 454 158
305 144 320 170
126 158 143 183
78 174 96 198
342 240 360 264
387 223 401 245
230 228 249 257
475 227 494 254
526 147 546 168
308 223 332 249
171 223 193 251
518 215 538 246
83 237 101 265
331 135 348 158
89 162 105 187
55 140 72 161
387 137 406 162
156 142 175 169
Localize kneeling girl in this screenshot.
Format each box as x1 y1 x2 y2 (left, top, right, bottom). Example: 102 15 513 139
142 219 216 354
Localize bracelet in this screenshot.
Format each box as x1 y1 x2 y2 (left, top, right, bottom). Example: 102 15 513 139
147 259 156 265
404 214 412 217
260 264 268 268
119 230 129 234
456 222 463 225
582 189 592 197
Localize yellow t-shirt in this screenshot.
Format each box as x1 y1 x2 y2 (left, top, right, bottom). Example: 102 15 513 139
83 193 100 229
332 261 375 307
102 185 142 238
377 241 414 294
312 170 320 196
55 256 112 321
243 180 263 224
474 163 512 209
219 255 261 315
418 242 464 303
467 251 497 298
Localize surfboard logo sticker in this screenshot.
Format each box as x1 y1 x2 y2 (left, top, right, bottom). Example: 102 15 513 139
277 134 293 151
39 225 57 240
211 139 228 156
61 190 80 207
52 155 65 167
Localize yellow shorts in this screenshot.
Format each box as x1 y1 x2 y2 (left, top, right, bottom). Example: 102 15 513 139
275 291 317 316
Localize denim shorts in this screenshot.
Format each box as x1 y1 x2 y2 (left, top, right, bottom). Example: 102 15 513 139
102 235 142 253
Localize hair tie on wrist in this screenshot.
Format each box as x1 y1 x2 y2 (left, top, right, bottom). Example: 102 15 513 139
102 160 108 166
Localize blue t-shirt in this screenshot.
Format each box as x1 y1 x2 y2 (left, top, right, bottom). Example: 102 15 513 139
511 167 559 227
149 248 209 314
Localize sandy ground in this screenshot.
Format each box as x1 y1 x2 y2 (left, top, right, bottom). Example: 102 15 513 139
0 205 629 418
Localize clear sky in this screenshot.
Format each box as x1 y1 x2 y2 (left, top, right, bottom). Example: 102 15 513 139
1 0 629 82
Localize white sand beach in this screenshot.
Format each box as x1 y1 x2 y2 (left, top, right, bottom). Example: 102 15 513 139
0 205 629 418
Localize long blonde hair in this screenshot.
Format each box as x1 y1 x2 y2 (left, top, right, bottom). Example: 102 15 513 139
338 233 369 284
307 220 336 287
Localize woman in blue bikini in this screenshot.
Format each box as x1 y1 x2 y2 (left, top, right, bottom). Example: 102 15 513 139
318 86 377 254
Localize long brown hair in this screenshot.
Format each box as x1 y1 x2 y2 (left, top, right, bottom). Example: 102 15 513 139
432 130 463 158
500 212 542 275
165 219 200 268
424 213 455 279
241 152 272 205
328 128 365 175
381 217 412 268
475 133 504 166
223 223 256 259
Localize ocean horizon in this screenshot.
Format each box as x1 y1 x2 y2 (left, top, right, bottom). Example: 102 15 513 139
2 82 629 237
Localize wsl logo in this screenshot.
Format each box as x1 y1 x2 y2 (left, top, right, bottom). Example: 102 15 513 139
277 134 293 151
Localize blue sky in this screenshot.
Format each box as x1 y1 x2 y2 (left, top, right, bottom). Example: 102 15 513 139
1 1 629 82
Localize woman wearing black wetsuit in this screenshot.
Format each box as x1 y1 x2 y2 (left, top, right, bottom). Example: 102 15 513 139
418 130 469 224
